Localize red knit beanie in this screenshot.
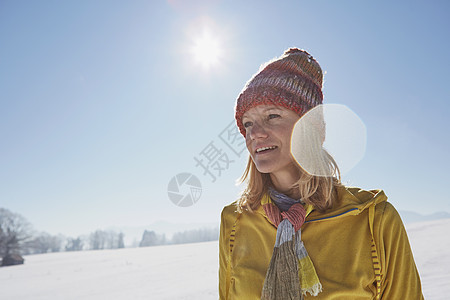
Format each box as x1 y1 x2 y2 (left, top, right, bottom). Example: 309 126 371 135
235 48 324 137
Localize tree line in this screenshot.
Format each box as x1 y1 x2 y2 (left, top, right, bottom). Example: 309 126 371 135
0 208 127 257
139 226 219 247
0 207 218 264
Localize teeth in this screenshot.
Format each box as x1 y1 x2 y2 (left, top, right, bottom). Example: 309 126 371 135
256 146 277 153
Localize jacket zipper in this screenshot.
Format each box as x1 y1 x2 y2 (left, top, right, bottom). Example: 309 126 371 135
305 208 359 223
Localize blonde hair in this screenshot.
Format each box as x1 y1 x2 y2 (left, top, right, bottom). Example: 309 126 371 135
236 148 341 213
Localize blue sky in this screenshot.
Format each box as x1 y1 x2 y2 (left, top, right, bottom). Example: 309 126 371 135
0 0 449 237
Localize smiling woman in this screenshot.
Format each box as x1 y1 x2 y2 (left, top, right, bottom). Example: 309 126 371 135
189 29 223 70
219 48 424 300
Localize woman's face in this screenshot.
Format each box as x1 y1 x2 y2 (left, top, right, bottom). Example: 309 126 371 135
242 104 300 174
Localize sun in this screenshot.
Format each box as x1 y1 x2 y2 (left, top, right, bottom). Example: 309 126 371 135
190 30 223 70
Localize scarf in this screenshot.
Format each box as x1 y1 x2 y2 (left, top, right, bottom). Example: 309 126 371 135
261 187 322 299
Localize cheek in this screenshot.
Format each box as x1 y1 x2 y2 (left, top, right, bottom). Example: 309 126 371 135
245 137 253 156
282 124 295 142
283 132 292 148
245 134 251 148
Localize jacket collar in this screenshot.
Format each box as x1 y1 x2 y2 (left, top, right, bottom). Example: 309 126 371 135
257 185 388 224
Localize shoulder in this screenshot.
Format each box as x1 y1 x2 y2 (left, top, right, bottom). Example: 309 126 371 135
222 201 239 213
326 185 388 214
371 200 411 263
220 201 240 227
374 201 406 233
336 185 387 204
221 201 239 217
338 186 403 231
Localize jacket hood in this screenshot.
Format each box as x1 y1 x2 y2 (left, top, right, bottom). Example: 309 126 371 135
257 185 388 224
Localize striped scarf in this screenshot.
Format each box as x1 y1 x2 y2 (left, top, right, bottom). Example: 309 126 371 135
261 187 322 299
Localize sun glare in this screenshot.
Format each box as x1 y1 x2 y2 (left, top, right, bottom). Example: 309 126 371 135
190 30 222 70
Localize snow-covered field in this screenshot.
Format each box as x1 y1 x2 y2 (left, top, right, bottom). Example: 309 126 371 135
0 219 449 300
406 218 450 300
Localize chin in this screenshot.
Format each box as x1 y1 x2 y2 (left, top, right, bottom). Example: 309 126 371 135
254 162 277 174
254 160 298 175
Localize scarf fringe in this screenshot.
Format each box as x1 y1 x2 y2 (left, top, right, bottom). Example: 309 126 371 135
302 282 323 297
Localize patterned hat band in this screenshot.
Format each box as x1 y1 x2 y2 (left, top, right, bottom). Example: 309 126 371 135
235 48 324 137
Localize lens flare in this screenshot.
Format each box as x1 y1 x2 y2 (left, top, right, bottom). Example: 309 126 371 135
291 104 367 177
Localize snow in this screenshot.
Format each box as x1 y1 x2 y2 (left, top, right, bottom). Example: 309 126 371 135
0 242 219 300
406 218 450 299
0 219 448 299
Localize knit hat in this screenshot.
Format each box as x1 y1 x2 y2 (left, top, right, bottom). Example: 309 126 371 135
235 48 324 137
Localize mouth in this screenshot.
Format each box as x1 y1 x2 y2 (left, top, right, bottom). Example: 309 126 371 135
255 146 278 154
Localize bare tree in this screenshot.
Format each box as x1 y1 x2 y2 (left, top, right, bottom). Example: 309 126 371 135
139 230 166 247
0 208 33 258
24 232 63 254
171 227 219 244
89 230 125 250
105 230 116 250
117 232 125 249
65 237 84 251
49 234 64 252
89 230 106 250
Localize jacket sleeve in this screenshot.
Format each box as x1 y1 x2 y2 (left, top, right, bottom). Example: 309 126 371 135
376 202 424 299
219 207 232 300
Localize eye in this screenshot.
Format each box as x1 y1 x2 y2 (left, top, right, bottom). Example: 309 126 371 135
268 113 280 120
243 121 253 128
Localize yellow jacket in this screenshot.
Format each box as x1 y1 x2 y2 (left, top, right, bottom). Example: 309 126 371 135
219 186 423 299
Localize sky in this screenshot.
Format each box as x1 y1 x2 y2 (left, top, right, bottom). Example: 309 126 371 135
0 0 449 239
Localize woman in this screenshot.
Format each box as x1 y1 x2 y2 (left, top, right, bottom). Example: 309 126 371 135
219 48 423 299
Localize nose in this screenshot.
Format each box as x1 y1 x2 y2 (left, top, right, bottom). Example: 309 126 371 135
247 121 268 141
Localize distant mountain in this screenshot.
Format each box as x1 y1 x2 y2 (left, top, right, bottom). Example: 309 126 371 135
398 210 450 224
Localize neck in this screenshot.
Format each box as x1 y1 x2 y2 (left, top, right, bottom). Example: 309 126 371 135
269 164 300 199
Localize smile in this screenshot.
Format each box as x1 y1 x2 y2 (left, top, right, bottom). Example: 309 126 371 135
256 146 278 153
